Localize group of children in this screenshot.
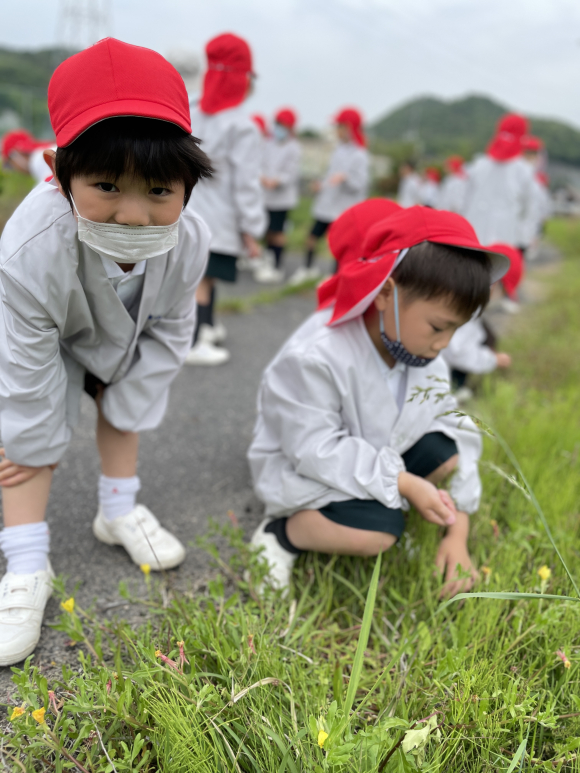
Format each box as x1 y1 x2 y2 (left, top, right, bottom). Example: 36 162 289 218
0 34 538 668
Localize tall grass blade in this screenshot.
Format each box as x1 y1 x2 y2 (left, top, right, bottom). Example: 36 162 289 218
506 738 527 772
438 590 580 614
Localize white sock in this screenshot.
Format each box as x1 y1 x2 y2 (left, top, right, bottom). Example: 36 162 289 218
98 475 141 522
0 522 50 574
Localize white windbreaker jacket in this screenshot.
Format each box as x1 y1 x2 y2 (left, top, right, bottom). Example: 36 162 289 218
187 100 266 256
441 318 498 374
0 182 210 466
397 173 423 208
463 155 535 245
249 311 482 518
263 137 302 211
438 174 468 214
312 142 369 222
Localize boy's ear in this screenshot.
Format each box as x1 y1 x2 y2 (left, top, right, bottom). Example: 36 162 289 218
43 150 67 200
374 277 395 312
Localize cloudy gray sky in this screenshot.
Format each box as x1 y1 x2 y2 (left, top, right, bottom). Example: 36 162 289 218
3 0 580 130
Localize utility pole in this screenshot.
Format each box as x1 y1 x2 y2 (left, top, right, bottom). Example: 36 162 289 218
57 0 112 52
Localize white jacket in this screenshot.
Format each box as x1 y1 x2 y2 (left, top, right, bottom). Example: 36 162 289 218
263 137 301 211
398 173 422 208
420 180 440 208
438 174 468 214
463 155 534 245
0 182 210 466
249 311 482 517
312 142 369 222
442 318 497 374
187 100 266 256
520 174 552 247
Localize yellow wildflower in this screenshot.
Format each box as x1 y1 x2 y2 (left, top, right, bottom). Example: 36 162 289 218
317 729 329 748
10 706 25 721
481 566 492 576
32 707 46 724
538 565 551 582
155 650 162 658
60 597 75 613
140 563 151 577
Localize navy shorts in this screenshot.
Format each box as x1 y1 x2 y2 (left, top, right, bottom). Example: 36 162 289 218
319 432 458 538
310 219 332 239
206 251 237 283
267 210 288 233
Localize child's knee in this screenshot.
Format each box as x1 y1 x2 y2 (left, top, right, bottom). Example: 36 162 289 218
427 453 458 484
351 530 397 556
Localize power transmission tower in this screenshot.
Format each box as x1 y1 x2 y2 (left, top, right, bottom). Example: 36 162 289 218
57 0 112 52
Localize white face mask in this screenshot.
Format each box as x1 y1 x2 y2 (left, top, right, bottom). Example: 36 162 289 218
72 196 180 263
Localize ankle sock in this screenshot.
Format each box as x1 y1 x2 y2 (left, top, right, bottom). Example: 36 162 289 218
264 517 302 554
98 475 141 522
305 249 315 269
193 301 213 344
0 522 50 574
270 245 283 269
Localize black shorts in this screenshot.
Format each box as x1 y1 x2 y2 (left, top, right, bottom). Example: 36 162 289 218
206 251 238 283
319 432 458 538
267 210 288 234
310 219 332 239
84 372 107 400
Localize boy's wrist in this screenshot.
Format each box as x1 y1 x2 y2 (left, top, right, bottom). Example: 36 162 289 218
445 509 469 539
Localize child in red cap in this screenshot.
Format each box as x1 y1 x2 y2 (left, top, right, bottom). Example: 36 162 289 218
438 156 468 214
185 33 266 366
420 167 441 208
0 39 213 666
289 107 369 286
255 108 302 284
248 206 509 596
519 136 551 253
397 160 422 208
1 129 55 184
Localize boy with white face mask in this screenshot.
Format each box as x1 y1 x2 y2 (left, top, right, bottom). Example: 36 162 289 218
0 38 213 666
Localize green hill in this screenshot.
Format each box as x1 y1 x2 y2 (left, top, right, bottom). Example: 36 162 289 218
369 95 580 167
0 46 74 137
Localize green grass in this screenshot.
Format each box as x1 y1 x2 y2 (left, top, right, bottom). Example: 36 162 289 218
2 220 580 771
0 169 35 232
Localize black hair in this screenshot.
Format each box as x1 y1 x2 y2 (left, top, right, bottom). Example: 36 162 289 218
391 241 491 319
55 117 213 206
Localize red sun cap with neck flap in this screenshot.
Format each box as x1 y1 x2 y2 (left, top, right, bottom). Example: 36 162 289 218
486 113 529 162
275 108 297 129
328 206 510 326
48 38 191 148
317 199 401 310
446 155 465 176
1 129 48 161
486 243 524 300
200 33 254 115
521 135 544 153
335 107 366 147
251 114 269 137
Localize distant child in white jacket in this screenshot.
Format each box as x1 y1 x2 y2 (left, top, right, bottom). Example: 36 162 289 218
420 167 441 208
185 33 266 366
397 160 422 208
438 156 468 214
1 129 55 184
249 206 508 595
255 108 302 284
289 108 369 286
443 242 523 395
0 39 213 666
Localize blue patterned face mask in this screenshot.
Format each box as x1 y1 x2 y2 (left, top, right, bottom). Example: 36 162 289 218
379 284 436 367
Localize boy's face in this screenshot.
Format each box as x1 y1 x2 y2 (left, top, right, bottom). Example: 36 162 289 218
44 150 185 226
375 279 468 359
336 123 351 143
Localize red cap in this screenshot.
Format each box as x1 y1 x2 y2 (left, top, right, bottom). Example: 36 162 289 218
487 113 529 162
48 38 190 147
328 207 510 326
275 108 297 130
446 155 465 175
425 166 441 183
521 135 543 153
199 33 253 115
536 171 549 187
487 243 524 299
251 114 270 137
335 107 366 147
1 129 42 161
317 199 401 310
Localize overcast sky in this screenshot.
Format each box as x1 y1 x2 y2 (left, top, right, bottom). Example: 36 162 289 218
3 0 580 130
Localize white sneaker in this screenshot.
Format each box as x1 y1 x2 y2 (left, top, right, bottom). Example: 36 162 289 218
287 266 321 287
184 340 231 366
197 322 228 346
254 256 285 284
0 562 54 667
93 505 186 570
454 386 474 404
249 518 297 593
500 298 520 314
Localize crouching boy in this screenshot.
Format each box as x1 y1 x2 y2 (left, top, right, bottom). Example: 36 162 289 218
248 207 508 595
0 39 213 666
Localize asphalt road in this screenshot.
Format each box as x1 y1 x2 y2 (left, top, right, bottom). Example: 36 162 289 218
0 267 318 698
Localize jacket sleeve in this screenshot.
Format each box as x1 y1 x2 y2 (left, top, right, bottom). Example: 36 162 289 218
426 391 482 514
102 224 210 432
229 122 267 238
0 270 71 466
342 149 369 196
261 352 406 509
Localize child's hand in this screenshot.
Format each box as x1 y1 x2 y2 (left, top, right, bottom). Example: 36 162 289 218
435 532 479 598
0 449 57 487
241 233 261 258
496 352 512 368
328 173 347 186
398 472 456 527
